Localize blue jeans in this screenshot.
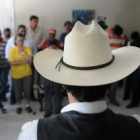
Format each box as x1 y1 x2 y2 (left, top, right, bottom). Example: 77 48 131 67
0 67 9 99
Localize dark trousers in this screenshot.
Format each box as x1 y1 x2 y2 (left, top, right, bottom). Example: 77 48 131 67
42 78 62 113
10 84 16 101
108 82 118 101
0 99 3 109
6 65 16 102
123 74 133 99
12 75 32 104
0 67 9 99
0 92 3 109
130 68 140 105
30 64 36 98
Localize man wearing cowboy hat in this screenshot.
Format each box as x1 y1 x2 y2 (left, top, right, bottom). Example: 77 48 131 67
18 20 140 140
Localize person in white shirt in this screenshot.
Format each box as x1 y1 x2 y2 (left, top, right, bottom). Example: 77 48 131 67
5 25 37 59
18 20 140 140
27 15 45 51
27 15 45 96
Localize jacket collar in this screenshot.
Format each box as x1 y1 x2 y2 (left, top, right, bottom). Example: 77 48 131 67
61 100 107 114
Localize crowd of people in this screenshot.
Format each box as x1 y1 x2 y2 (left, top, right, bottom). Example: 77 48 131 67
0 15 140 117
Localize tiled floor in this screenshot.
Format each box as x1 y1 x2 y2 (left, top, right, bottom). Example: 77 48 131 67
0 85 140 140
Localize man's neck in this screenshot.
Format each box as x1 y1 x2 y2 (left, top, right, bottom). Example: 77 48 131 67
67 92 79 104
30 26 37 32
67 92 107 104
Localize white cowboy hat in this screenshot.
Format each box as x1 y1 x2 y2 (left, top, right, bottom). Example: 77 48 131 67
34 20 140 86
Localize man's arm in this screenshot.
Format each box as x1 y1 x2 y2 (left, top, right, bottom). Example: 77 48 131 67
9 48 32 65
59 33 65 49
18 120 38 140
5 37 14 59
9 60 27 66
37 29 46 49
32 41 37 55
60 43 64 48
27 37 37 55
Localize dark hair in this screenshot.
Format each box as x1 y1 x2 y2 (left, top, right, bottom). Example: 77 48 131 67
47 38 57 46
18 25 26 30
63 84 111 102
113 25 123 36
4 28 11 32
64 21 72 27
30 15 39 21
98 20 108 30
131 31 140 40
15 33 25 45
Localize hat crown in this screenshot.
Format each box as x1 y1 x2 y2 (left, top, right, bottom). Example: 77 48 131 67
63 20 112 67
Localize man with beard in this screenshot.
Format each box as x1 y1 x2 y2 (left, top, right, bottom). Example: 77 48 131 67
59 21 72 50
3 28 11 43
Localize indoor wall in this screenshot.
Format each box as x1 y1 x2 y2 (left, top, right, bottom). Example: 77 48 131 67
13 0 140 39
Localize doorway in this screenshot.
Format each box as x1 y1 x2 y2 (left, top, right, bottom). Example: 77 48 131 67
0 0 15 35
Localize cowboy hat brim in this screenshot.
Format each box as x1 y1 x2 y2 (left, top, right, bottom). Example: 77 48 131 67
34 47 140 86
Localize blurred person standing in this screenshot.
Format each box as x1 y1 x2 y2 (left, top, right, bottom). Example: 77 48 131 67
42 29 60 49
124 31 140 108
5 25 37 103
0 39 7 113
107 25 126 106
42 29 62 118
59 21 72 50
8 34 33 114
3 28 11 43
28 15 45 51
28 15 45 93
5 25 37 59
108 25 126 50
0 32 9 102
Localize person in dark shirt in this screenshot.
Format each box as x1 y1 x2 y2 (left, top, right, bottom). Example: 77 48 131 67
0 42 8 114
0 30 3 43
129 31 140 47
42 29 62 118
59 21 72 50
124 31 140 108
3 28 11 43
42 29 60 50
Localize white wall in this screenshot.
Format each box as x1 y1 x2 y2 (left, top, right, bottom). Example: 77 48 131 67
14 0 140 38
0 0 15 35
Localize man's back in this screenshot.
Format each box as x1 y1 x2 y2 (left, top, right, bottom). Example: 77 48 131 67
38 109 140 140
131 38 140 48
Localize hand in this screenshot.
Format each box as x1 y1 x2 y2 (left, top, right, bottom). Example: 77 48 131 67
25 55 32 62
